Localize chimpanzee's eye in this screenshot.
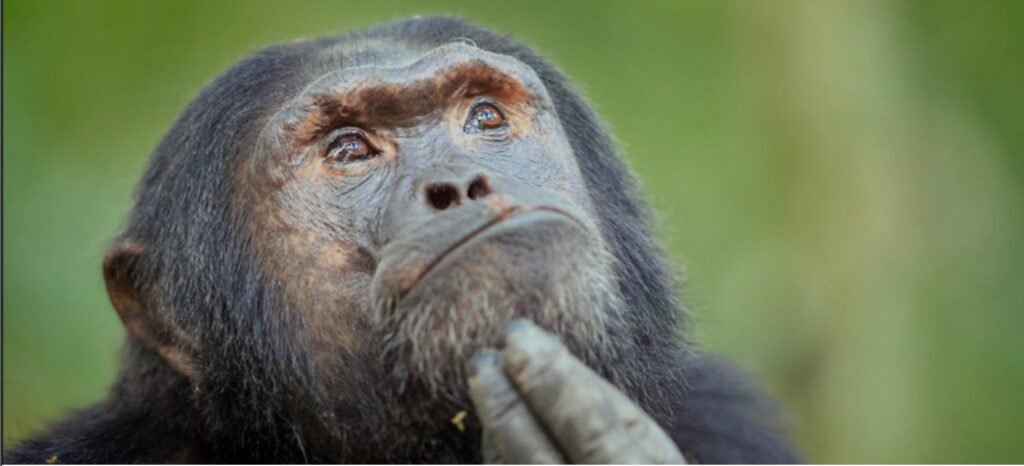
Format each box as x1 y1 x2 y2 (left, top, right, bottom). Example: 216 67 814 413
326 133 378 164
464 103 507 132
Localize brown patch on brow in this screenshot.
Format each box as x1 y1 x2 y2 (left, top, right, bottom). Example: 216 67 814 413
288 62 535 146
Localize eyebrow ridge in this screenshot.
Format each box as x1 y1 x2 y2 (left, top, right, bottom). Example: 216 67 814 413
287 62 533 145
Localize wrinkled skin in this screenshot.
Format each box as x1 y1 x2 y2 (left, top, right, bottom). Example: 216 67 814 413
254 42 614 383
248 39 680 461
470 320 685 464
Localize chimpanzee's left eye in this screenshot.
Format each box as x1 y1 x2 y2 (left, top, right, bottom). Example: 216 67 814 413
464 103 507 132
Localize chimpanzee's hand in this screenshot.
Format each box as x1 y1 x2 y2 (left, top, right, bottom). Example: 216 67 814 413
467 319 686 464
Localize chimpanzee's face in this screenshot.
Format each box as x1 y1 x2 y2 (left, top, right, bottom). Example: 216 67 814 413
245 42 622 394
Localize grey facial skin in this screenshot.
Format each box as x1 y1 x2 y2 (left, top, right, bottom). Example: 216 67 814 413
249 42 680 461
250 42 622 389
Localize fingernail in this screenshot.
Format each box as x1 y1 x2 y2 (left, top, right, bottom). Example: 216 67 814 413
498 318 534 348
467 349 503 377
500 321 564 377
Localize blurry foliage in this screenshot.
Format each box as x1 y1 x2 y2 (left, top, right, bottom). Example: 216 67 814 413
3 1 1023 462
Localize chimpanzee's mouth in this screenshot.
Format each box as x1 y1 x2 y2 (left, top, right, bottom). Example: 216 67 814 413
395 205 584 302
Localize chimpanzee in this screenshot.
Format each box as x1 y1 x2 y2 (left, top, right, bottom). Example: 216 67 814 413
4 17 801 464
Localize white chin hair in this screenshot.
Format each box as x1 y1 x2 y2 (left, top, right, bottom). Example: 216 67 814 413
372 238 621 398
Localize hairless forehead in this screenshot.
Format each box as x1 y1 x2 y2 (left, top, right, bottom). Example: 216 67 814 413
306 42 547 94
273 43 553 145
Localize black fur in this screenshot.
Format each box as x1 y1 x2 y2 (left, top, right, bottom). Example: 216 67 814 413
4 17 801 464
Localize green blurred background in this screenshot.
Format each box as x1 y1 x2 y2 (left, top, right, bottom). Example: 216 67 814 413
4 0 1023 462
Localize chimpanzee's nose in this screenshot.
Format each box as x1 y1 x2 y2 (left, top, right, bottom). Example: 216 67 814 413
422 170 494 211
379 163 517 244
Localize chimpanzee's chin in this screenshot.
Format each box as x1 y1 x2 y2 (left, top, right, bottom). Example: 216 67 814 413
371 238 621 397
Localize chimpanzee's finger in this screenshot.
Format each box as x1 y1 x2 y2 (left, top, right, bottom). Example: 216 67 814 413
499 319 686 464
467 349 567 464
481 426 501 464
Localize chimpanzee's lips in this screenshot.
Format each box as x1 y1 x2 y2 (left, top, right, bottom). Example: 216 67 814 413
402 205 581 297
377 204 586 305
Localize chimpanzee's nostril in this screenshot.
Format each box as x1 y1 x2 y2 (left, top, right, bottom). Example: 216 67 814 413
426 183 461 210
467 175 493 200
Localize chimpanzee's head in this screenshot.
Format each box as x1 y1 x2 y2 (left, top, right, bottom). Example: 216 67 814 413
101 17 681 456
250 40 626 396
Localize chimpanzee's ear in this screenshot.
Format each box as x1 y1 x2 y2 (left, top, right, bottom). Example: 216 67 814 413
103 241 196 378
